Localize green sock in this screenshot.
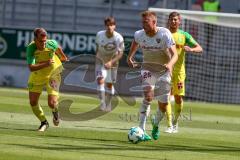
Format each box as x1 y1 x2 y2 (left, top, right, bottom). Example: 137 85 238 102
173 102 183 125
31 104 47 122
166 102 172 127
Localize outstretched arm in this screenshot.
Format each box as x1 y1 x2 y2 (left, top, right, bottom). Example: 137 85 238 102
184 42 203 54
28 59 54 72
127 40 139 68
165 45 178 75
55 46 68 62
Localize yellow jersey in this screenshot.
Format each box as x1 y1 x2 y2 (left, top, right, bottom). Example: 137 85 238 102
27 40 63 85
172 29 197 77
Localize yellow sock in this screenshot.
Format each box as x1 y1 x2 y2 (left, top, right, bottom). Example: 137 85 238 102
166 102 172 127
31 104 47 122
52 106 58 112
173 102 183 125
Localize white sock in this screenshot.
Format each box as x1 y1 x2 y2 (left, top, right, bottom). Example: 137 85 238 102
105 93 112 106
97 83 105 104
154 107 164 127
139 100 151 131
105 87 114 108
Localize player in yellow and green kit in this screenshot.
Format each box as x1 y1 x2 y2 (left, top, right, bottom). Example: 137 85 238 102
27 28 68 132
165 12 203 133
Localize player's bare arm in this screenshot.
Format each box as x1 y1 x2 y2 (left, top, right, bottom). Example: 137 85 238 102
104 51 123 69
165 45 178 74
56 47 68 62
28 59 54 72
127 40 138 68
184 42 203 54
95 45 104 65
95 44 101 60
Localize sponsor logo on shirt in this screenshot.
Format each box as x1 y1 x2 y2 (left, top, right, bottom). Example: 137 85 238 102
156 38 161 43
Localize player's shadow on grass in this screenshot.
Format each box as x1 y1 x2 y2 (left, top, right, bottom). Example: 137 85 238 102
156 144 240 152
45 134 127 144
73 125 129 131
0 126 36 132
5 143 161 160
6 143 240 158
58 97 119 121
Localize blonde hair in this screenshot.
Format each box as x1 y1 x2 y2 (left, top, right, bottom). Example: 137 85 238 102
141 11 157 21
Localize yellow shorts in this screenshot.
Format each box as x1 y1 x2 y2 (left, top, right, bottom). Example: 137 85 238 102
172 73 185 96
28 74 61 96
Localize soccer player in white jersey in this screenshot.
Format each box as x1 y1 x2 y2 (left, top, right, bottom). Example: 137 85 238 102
127 11 178 141
95 17 124 112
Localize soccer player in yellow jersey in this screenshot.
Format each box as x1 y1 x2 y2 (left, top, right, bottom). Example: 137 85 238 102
27 28 68 132
165 12 203 133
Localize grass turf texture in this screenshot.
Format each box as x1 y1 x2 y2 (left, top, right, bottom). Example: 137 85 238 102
0 87 239 160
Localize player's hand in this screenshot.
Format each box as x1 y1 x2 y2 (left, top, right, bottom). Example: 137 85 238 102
184 45 203 55
61 57 69 62
104 61 112 69
46 59 54 66
164 63 173 76
127 57 138 68
184 46 192 52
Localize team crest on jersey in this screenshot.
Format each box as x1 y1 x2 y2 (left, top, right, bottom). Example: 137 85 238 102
178 36 184 43
156 38 161 43
104 42 116 51
177 82 183 90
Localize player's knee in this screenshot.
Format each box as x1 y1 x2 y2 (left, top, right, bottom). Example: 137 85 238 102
105 83 115 94
48 100 57 109
158 101 168 112
143 86 153 102
97 77 104 85
30 100 38 107
144 96 153 102
159 106 167 112
144 92 153 102
106 83 113 89
174 95 183 104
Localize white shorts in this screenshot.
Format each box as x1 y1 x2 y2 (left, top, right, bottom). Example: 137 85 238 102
95 64 118 83
141 70 171 103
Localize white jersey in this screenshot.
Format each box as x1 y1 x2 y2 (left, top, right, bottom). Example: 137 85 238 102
96 30 124 68
134 27 175 72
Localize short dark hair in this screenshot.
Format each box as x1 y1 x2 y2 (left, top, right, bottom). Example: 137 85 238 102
168 12 181 20
104 17 116 25
33 28 47 38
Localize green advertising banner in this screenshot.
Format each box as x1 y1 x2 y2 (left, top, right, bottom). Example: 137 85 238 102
0 27 133 60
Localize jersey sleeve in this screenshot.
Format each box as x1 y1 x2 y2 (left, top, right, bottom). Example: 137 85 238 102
163 28 175 48
95 32 100 45
46 40 59 51
134 30 141 44
117 35 125 53
26 42 36 64
184 32 197 47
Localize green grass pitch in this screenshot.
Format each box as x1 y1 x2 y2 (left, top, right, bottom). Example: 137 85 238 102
0 87 239 160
